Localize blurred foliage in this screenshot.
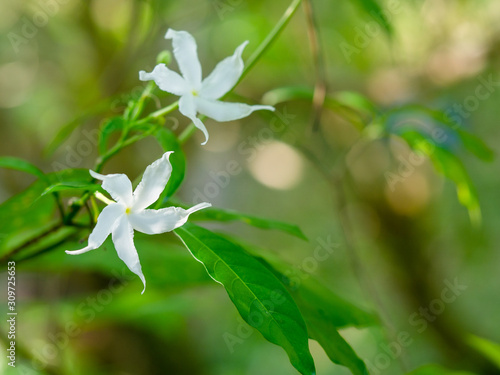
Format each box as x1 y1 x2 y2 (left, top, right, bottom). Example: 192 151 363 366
1 0 500 374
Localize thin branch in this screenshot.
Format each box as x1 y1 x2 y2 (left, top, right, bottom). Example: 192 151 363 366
0 223 62 264
302 0 327 131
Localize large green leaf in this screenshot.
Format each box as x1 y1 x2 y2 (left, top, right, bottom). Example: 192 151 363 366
154 127 186 200
220 235 375 374
189 205 307 240
0 156 48 182
226 237 377 329
251 253 374 375
174 223 316 375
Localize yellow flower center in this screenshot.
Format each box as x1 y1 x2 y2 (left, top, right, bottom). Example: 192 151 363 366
191 90 198 96
125 207 131 215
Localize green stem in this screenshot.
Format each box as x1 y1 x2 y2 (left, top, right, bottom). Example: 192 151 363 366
238 0 303 85
136 101 179 126
129 81 156 121
302 0 327 131
178 123 197 145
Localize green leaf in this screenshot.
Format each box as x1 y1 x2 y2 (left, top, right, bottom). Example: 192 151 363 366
287 277 371 375
154 127 185 199
308 326 367 375
44 100 112 156
467 335 500 369
399 130 481 225
384 105 494 161
228 239 374 374
189 206 307 240
174 223 316 375
333 91 378 118
41 182 102 196
352 0 393 36
457 130 494 161
406 364 478 375
98 117 126 155
0 156 47 182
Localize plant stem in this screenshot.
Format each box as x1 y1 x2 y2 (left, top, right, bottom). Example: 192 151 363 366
0 223 63 264
136 101 179 126
238 0 303 85
302 0 327 131
129 81 156 121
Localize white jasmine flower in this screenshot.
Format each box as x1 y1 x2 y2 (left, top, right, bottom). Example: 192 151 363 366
139 29 275 145
65 152 210 294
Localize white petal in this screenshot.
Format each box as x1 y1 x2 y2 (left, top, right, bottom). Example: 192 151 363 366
128 202 211 235
179 94 209 145
165 29 202 90
132 152 173 211
194 96 275 122
139 64 188 96
65 203 124 255
200 41 248 100
112 215 146 294
90 170 133 206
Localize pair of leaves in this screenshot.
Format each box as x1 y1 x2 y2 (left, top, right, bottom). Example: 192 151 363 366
249 245 374 375
175 223 375 375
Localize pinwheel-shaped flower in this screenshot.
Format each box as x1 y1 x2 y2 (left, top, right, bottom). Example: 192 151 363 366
139 29 275 144
65 152 210 293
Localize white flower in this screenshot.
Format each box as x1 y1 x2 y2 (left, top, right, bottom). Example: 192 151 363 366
139 29 275 145
65 152 211 294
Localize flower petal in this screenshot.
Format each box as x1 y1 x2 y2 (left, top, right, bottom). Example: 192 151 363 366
65 203 124 255
132 152 173 211
194 96 275 122
90 170 133 206
165 29 202 90
179 94 209 145
112 215 146 294
128 202 211 235
139 64 188 96
200 41 248 100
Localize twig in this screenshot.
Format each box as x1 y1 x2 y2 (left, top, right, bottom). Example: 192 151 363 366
302 0 327 131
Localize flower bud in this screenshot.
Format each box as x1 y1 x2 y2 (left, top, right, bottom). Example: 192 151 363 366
156 50 172 65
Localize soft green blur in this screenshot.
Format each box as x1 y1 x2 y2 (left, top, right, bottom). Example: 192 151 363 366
1 0 500 374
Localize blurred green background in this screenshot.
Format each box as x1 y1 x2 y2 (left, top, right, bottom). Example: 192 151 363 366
1 0 500 374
